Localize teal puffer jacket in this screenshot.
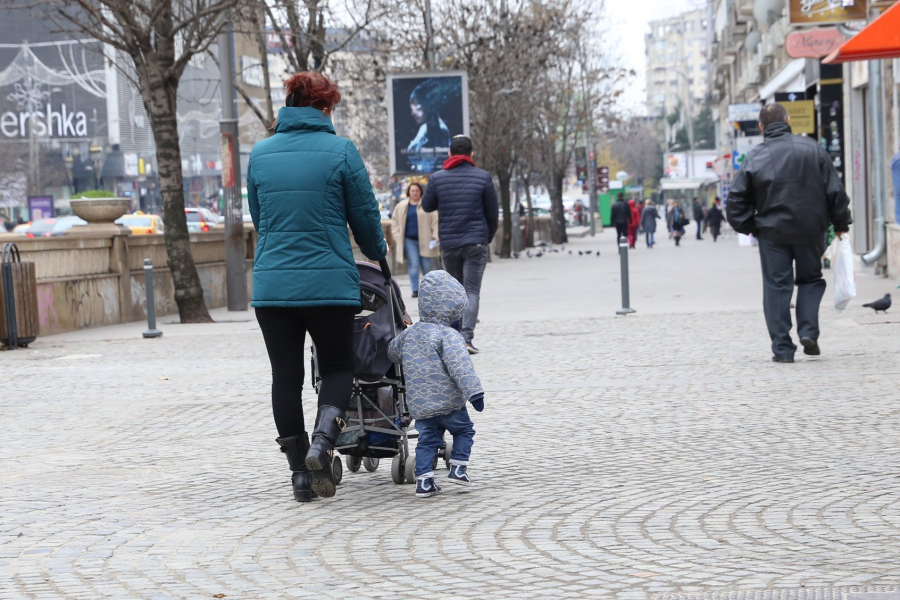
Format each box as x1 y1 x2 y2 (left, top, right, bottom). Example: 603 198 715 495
247 107 387 307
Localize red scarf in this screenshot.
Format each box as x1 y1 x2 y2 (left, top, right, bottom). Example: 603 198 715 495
442 155 475 170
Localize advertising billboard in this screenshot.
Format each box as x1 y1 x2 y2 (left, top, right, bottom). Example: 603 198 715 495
387 71 469 175
789 0 867 26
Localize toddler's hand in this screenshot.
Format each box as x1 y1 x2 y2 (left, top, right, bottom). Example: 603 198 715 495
469 393 484 412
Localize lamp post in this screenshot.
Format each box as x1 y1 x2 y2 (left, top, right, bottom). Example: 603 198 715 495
670 69 696 178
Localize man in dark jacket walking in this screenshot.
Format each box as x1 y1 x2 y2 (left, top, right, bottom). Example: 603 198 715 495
727 103 851 363
610 193 629 242
422 135 498 354
692 198 705 240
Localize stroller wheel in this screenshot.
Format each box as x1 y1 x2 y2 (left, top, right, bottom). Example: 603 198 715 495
346 455 362 473
332 456 343 485
404 455 416 484
363 457 379 472
391 455 405 484
443 438 454 470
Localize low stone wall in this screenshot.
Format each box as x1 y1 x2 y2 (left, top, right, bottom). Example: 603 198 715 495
1 220 397 336
0 229 257 336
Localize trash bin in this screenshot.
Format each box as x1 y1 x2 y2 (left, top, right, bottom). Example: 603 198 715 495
1 242 39 349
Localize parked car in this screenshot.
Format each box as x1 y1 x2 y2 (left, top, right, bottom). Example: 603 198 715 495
116 214 166 235
184 208 220 233
25 216 87 237
12 222 31 235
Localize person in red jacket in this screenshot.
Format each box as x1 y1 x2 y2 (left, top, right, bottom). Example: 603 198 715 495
627 199 641 249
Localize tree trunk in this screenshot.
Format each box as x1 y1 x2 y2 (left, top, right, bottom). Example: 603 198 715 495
144 77 214 323
549 169 568 244
498 170 512 258
523 175 535 248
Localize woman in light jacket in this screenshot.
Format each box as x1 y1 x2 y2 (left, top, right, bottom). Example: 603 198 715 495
391 183 439 298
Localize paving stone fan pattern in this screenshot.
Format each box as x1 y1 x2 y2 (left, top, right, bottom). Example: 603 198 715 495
2 305 900 598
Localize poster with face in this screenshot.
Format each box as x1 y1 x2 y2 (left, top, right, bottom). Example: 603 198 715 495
387 71 469 175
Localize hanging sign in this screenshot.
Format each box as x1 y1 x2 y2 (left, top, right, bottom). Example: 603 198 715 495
788 0 867 26
786 28 847 58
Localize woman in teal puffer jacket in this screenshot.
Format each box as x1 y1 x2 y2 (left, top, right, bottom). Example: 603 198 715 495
248 72 387 502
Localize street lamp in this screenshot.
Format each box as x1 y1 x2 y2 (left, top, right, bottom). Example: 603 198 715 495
668 69 696 177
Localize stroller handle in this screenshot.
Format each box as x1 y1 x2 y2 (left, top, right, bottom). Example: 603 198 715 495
378 258 392 283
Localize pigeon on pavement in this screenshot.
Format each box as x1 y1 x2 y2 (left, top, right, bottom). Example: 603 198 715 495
863 294 891 313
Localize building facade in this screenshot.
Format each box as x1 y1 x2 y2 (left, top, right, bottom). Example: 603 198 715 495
645 9 714 119
709 0 899 275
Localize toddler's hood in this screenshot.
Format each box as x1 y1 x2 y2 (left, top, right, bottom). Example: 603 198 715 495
418 270 467 326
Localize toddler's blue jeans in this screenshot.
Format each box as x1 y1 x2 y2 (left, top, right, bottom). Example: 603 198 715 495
414 406 475 478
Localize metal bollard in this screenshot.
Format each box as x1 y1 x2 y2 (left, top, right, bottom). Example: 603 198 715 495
142 258 163 339
616 236 636 316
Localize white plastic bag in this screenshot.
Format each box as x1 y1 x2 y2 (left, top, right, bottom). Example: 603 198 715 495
830 235 856 311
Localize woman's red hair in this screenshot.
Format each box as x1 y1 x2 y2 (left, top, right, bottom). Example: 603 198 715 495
284 72 342 110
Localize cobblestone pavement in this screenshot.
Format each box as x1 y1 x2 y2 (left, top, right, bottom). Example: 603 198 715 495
3 233 900 599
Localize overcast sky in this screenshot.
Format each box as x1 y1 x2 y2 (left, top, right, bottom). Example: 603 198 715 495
605 0 708 115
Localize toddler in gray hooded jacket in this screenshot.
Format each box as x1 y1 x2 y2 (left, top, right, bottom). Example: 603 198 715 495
387 270 484 497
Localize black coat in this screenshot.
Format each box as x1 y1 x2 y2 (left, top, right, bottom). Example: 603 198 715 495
692 203 704 221
726 121 852 244
422 162 499 250
707 205 724 228
610 199 629 226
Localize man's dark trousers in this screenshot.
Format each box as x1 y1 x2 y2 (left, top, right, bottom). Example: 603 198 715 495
442 244 487 344
614 223 628 241
758 237 826 358
696 220 703 239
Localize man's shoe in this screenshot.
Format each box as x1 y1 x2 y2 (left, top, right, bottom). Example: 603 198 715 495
415 477 442 498
800 337 820 356
772 356 795 363
466 343 480 355
448 465 472 486
305 406 346 498
412 291 419 298
276 434 316 502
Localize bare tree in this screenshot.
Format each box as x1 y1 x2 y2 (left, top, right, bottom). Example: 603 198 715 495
610 118 663 188
41 0 241 322
532 7 630 244
437 0 567 257
235 0 391 132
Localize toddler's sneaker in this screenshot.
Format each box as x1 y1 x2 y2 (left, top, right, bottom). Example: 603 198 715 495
448 465 472 486
415 477 442 498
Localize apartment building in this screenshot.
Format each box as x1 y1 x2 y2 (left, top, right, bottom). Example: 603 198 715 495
645 9 714 118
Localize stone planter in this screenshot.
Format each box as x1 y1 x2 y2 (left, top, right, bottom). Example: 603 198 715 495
66 198 133 237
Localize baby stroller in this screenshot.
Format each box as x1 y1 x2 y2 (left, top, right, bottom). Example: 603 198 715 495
310 260 452 485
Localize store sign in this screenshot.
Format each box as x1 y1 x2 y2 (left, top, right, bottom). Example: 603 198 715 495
734 136 763 172
728 103 762 123
786 28 846 58
789 0 867 26
0 103 89 139
778 99 817 134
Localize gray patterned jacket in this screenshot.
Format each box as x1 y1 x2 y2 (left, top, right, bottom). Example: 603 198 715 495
387 271 484 420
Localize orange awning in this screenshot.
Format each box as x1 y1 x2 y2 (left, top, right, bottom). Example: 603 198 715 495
824 1 900 63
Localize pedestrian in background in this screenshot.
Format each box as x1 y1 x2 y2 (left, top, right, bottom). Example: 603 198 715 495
671 200 687 246
611 193 629 242
248 71 387 501
726 103 851 363
707 197 724 242
692 197 705 240
641 199 659 248
627 198 640 249
391 182 439 298
422 134 498 355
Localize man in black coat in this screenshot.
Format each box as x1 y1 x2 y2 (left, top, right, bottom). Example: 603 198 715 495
726 103 852 363
610 193 629 242
692 198 705 240
422 135 498 354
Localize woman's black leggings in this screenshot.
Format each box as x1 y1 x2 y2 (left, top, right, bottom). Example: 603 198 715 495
256 306 356 438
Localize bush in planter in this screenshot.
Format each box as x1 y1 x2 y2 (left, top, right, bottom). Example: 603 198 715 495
76 190 117 199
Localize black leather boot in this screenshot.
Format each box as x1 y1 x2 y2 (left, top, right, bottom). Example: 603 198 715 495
305 405 346 498
276 434 316 502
